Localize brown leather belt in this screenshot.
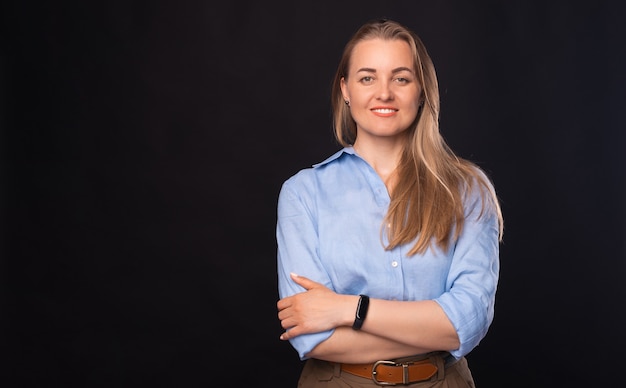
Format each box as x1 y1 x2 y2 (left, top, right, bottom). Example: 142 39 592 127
341 358 439 385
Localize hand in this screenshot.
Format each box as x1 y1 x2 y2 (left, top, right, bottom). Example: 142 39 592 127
277 273 350 341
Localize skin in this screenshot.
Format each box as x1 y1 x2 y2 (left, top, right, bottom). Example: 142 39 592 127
342 38 421 190
276 38 460 364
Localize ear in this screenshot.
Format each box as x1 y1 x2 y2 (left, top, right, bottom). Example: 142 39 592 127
340 77 349 101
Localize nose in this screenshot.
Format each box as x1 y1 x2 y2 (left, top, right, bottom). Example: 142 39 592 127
376 79 393 101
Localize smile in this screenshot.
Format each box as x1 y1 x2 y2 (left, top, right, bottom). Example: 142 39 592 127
371 108 397 113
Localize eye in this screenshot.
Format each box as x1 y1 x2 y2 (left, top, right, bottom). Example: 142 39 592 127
394 77 410 84
359 76 374 84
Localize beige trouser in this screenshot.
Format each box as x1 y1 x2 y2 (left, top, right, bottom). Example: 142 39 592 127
297 356 476 388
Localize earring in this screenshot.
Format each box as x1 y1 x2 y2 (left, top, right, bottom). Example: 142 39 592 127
345 100 350 106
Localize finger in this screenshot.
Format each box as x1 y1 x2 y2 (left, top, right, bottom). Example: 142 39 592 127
290 272 319 290
280 329 297 341
276 298 291 311
280 316 295 330
277 307 292 321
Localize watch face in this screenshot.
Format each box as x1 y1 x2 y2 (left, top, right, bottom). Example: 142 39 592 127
353 294 369 330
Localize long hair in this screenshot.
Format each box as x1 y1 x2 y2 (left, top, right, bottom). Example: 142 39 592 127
330 19 503 255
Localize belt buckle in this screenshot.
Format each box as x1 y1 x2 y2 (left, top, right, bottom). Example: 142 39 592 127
371 360 410 386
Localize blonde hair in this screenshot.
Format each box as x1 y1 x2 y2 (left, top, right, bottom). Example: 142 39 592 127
331 19 503 255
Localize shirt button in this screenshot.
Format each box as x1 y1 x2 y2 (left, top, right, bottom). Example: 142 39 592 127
391 261 398 268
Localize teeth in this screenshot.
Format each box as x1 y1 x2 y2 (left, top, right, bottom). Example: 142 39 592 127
372 109 396 113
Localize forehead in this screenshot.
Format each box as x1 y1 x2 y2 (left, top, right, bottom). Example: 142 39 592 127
349 38 414 71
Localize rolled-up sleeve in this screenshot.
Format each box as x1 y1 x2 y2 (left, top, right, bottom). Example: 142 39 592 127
276 151 501 360
276 174 334 360
434 185 500 359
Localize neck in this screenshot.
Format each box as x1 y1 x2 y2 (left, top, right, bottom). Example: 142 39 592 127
353 138 403 194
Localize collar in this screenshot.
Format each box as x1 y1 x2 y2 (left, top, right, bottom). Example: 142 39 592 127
312 146 355 168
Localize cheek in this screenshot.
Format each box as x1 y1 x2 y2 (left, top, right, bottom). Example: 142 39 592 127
349 92 368 105
401 92 421 111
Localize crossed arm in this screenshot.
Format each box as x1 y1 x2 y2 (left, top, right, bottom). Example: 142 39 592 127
276 272 460 364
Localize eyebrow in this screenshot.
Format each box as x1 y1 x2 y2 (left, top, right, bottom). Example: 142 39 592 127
356 66 414 74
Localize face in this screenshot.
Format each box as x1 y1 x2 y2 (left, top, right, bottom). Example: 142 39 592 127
341 38 422 144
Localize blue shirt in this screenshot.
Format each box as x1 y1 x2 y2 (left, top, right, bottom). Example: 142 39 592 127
276 146 500 361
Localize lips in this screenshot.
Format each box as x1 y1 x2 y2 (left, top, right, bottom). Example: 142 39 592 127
371 107 398 116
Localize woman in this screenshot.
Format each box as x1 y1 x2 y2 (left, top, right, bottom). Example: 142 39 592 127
276 19 503 387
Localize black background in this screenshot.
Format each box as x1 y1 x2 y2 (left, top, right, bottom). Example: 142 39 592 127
2 1 625 387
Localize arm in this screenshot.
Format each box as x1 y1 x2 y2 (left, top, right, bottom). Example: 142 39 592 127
277 167 500 362
278 273 459 363
277 183 500 362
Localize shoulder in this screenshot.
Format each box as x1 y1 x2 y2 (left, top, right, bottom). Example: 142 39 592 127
279 148 350 198
281 148 352 189
459 164 500 220
459 163 496 198
461 167 502 241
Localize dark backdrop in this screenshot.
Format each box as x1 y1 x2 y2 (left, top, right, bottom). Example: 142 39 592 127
2 1 625 387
